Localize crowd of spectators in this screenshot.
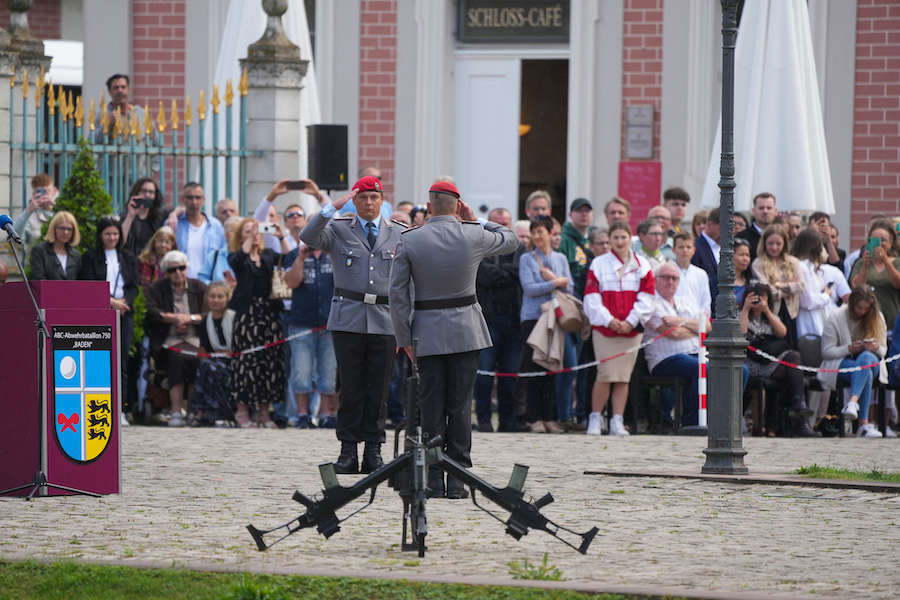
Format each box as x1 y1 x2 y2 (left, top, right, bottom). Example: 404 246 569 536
12 166 898 439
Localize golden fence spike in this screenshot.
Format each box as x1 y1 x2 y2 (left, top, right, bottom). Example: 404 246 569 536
171 99 179 130
212 83 220 115
185 95 192 126
59 87 68 121
239 66 248 96
36 67 45 106
144 104 152 136
75 96 84 128
47 80 56 115
113 106 123 138
198 89 206 121
89 99 96 131
21 68 28 99
225 79 234 107
130 110 138 138
9 65 14 88
100 99 110 135
157 101 166 133
66 90 74 120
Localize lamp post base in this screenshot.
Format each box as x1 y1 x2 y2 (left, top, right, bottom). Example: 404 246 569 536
701 446 748 475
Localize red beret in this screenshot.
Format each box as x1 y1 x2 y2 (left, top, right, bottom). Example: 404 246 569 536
352 175 383 193
429 181 460 198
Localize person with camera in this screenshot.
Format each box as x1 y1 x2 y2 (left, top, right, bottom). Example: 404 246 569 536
121 177 166 256
740 282 818 437
301 175 404 474
14 173 58 257
849 219 900 337
227 217 289 428
390 180 518 498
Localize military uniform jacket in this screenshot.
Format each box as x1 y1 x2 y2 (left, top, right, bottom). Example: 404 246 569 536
390 215 519 357
300 211 403 335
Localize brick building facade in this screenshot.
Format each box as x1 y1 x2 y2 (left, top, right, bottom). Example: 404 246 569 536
20 0 900 246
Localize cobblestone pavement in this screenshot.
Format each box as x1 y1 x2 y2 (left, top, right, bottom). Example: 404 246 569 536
2 428 899 599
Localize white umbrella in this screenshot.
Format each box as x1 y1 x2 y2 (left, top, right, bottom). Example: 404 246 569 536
701 0 834 214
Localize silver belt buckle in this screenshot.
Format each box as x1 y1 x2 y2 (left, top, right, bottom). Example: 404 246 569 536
364 293 377 305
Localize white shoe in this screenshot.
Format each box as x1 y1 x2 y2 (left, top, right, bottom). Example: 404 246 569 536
168 412 184 427
587 412 603 435
856 423 883 438
120 412 130 427
885 425 897 438
609 415 630 436
842 401 859 420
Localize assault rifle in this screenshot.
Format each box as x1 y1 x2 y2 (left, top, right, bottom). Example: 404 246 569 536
247 345 598 557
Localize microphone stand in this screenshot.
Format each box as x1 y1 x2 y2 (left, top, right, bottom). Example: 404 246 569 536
0 235 99 500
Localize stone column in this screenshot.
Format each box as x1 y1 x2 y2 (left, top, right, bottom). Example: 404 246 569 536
0 29 16 276
240 0 308 214
6 0 50 220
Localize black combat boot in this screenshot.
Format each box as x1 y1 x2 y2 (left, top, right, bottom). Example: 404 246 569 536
792 417 822 438
333 441 359 474
445 476 469 500
425 468 444 498
788 397 814 419
360 442 384 474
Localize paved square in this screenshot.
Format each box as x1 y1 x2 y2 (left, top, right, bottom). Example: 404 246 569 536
2 428 898 599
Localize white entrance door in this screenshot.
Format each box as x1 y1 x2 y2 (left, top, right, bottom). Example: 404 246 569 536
453 57 521 219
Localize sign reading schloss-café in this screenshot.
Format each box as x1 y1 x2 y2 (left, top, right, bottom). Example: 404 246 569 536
458 0 569 43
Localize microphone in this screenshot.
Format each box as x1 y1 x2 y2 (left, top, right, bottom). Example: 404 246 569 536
0 214 23 245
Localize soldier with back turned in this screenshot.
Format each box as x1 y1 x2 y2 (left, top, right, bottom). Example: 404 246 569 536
389 180 519 499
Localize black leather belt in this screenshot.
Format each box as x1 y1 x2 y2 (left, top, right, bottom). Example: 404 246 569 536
334 287 389 305
414 295 477 310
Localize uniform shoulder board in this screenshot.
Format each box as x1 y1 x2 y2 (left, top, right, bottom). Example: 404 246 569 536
390 218 409 228
462 220 481 225
333 214 354 221
401 225 421 234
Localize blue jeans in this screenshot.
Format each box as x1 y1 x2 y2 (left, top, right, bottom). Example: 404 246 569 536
652 354 700 426
838 351 877 421
553 332 578 422
287 325 337 395
474 315 522 427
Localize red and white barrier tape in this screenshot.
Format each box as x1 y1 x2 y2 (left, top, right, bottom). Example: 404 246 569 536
163 325 327 359
746 344 899 373
476 324 682 378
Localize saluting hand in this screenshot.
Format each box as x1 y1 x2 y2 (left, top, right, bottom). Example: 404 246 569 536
333 188 358 211
456 200 476 222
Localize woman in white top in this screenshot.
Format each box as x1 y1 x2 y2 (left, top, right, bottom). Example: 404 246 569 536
792 229 833 338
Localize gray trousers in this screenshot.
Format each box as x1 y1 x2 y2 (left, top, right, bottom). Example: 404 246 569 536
417 350 481 468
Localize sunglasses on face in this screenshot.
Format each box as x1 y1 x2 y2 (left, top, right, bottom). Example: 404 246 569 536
166 265 187 274
285 212 304 219
185 195 203 200
55 226 74 232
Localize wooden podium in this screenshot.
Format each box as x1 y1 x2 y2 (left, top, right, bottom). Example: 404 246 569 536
0 280 121 496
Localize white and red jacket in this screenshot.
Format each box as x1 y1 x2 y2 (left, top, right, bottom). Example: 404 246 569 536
583 250 656 337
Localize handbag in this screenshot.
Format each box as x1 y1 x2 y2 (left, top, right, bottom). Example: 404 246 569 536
270 254 292 300
532 250 585 333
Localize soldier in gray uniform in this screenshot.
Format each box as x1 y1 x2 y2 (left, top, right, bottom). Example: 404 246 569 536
300 175 406 474
390 181 519 498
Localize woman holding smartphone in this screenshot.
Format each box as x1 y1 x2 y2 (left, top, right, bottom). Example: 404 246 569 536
740 283 817 436
849 219 900 333
818 286 887 438
751 225 804 347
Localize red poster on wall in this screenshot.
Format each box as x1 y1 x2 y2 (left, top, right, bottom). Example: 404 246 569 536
617 161 662 229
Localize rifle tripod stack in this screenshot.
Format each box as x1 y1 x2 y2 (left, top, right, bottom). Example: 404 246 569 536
247 347 598 557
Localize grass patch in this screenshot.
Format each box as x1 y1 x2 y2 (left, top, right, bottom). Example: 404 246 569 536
507 553 563 581
795 464 900 483
0 560 666 600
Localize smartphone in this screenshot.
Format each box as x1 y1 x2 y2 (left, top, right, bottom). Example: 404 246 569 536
285 180 307 191
863 338 876 343
259 222 277 235
867 237 881 252
35 187 48 196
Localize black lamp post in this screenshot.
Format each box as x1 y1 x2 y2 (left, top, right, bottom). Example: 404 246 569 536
702 0 748 475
